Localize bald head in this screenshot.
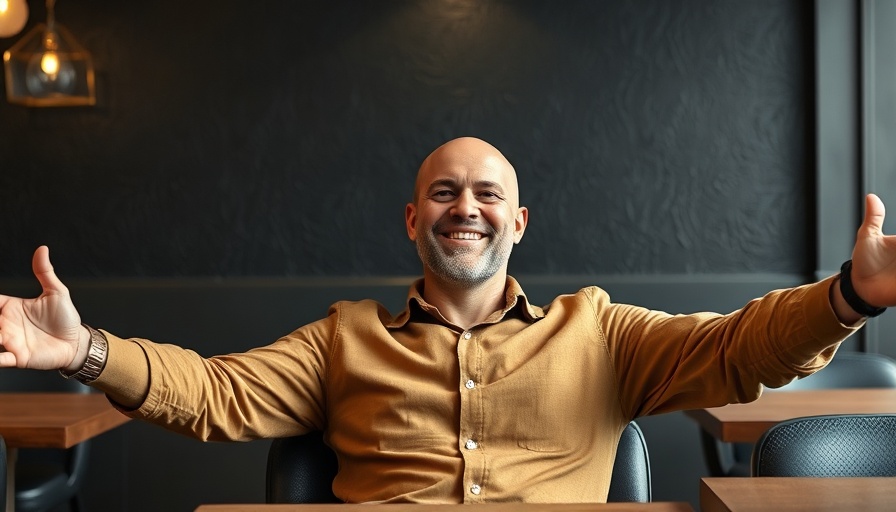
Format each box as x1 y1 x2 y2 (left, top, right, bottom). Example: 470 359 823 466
413 137 520 208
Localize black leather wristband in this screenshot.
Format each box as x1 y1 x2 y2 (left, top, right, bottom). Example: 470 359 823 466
839 260 887 318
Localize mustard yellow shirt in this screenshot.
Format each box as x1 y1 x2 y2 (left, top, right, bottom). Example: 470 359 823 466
95 275 857 503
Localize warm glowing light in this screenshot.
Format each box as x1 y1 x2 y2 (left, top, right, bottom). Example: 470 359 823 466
0 0 28 38
39 50 59 76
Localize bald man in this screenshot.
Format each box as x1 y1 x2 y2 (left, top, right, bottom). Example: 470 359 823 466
0 137 893 503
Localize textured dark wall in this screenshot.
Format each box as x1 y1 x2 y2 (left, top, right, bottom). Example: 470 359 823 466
0 1 815 510
0 0 812 279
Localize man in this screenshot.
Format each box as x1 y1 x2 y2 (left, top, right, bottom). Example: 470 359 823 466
0 137 892 503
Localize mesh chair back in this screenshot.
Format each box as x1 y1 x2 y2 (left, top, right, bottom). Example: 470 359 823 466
752 414 896 477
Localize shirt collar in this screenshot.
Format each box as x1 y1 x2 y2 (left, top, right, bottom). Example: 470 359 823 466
387 275 545 329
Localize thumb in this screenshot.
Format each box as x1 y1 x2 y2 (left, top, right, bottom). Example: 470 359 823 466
31 245 68 296
861 193 886 235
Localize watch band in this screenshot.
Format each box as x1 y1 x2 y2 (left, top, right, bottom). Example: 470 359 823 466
59 324 109 384
839 260 887 318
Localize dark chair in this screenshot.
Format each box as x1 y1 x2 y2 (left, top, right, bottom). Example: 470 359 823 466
1 435 7 512
752 413 896 477
700 351 896 477
0 368 92 512
267 420 651 503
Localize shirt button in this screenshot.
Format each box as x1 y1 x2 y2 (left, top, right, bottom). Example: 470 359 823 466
465 439 478 450
465 380 475 389
463 331 472 340
470 484 481 495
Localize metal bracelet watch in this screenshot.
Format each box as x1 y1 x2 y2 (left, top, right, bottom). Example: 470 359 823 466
59 324 109 384
839 260 887 318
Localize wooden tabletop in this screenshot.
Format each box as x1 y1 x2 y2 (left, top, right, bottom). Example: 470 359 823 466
195 504 694 512
0 392 130 448
683 388 896 443
701 477 896 511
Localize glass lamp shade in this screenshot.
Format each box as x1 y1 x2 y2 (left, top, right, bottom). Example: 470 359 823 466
0 0 29 38
3 22 96 106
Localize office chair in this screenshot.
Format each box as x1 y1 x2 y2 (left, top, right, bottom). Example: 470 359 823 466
0 368 92 512
266 420 651 503
700 351 896 477
752 413 896 477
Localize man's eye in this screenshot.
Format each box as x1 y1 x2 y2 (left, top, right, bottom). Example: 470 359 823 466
478 192 501 201
431 190 455 201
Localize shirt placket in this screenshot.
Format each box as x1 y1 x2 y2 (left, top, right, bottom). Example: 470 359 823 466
456 328 485 502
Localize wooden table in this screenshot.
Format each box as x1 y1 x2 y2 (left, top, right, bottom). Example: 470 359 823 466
196 504 695 512
0 392 131 512
683 388 896 443
701 477 896 511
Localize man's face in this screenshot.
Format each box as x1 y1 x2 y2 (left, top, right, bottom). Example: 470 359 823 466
406 138 528 285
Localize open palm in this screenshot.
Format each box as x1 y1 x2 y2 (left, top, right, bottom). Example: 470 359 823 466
0 246 82 369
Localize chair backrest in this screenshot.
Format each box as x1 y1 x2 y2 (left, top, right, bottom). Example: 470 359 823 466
752 414 896 477
701 351 896 477
266 420 651 503
608 421 652 502
265 430 338 504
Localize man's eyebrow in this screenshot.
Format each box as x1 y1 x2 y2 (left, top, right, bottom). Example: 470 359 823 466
426 179 505 190
426 178 459 192
473 180 504 192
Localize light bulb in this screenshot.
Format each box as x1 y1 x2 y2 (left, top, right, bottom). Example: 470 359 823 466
40 50 59 76
25 50 76 96
0 0 28 38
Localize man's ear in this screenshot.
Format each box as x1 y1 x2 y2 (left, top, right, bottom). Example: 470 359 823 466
405 203 417 241
513 206 529 244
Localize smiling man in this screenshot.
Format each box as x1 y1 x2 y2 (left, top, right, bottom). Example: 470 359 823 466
407 137 528 329
1 136 895 503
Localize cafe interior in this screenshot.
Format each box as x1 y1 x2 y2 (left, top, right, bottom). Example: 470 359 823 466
1 0 896 511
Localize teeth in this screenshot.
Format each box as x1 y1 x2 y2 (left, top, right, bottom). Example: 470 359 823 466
447 232 482 240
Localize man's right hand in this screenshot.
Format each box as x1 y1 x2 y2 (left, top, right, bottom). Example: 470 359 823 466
0 246 88 371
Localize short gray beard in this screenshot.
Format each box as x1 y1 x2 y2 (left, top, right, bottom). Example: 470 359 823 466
416 222 513 285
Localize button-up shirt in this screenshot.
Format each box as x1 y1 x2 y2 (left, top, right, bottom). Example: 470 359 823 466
97 275 857 503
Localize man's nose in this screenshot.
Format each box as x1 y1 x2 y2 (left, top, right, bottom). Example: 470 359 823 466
450 190 479 218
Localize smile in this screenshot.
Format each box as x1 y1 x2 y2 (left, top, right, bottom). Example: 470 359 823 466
446 232 483 240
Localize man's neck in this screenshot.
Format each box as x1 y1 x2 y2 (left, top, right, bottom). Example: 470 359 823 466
421 271 508 331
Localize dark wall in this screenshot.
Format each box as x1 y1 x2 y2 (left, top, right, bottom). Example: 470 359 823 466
1 0 811 278
0 1 815 511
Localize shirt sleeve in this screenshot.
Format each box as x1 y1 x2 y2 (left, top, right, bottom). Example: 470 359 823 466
92 315 337 442
596 275 863 419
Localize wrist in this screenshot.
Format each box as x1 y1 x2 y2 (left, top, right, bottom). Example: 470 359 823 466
64 325 92 373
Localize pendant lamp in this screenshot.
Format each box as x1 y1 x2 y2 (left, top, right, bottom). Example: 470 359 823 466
3 0 95 106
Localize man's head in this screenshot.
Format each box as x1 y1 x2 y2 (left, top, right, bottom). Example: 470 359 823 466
406 137 528 286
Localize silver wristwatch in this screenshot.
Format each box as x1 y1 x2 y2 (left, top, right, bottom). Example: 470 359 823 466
59 324 108 384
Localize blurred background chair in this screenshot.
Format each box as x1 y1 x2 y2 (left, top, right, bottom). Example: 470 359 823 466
752 413 896 476
267 420 651 503
0 368 92 512
2 434 7 512
700 351 896 477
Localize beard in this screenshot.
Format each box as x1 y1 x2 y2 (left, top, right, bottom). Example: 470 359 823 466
416 218 514 285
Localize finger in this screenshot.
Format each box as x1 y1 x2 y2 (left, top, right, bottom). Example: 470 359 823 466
862 193 886 235
0 352 18 367
31 245 68 295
